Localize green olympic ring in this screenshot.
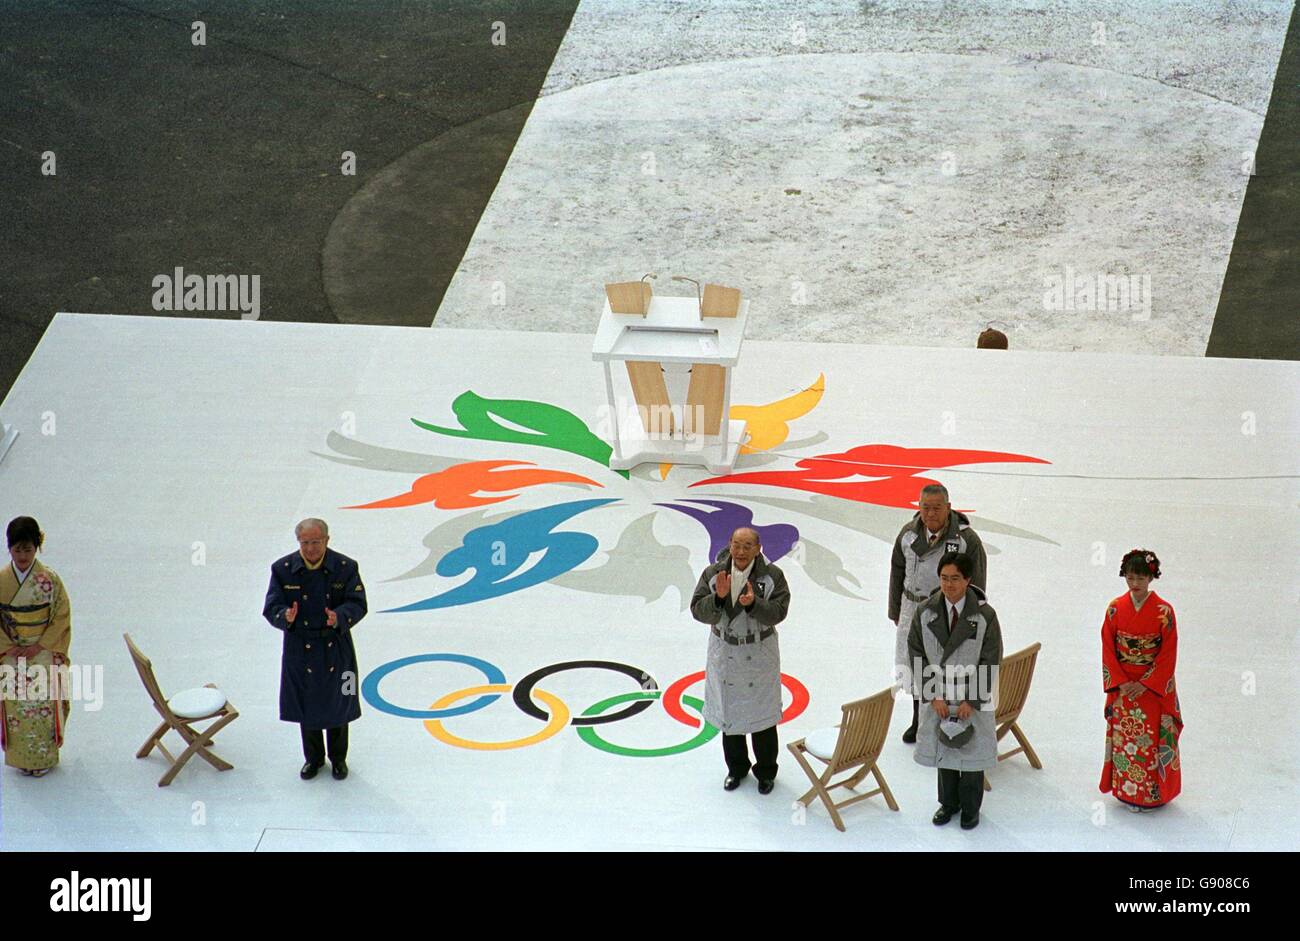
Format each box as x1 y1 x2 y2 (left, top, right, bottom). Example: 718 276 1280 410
576 691 718 758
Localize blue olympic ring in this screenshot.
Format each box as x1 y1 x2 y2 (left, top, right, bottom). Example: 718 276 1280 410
362 653 507 719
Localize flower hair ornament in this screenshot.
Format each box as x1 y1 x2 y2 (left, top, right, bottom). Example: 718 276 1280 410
1119 548 1161 579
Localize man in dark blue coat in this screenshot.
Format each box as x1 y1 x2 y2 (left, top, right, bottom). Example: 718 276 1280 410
263 518 367 780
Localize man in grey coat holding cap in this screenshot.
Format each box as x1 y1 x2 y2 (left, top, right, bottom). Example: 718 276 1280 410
690 527 791 794
890 484 987 743
907 551 1002 830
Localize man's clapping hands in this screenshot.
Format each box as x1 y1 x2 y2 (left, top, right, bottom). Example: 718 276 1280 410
715 570 755 607
283 601 338 628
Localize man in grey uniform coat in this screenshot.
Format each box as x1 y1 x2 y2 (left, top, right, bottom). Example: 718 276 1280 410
690 527 791 794
907 551 1002 830
889 484 987 743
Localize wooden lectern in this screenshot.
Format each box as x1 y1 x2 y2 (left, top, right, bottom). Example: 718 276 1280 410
593 280 749 474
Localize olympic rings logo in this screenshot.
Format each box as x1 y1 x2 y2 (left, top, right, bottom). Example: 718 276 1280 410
361 654 810 758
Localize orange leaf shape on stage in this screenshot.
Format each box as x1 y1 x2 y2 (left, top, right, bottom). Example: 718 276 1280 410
345 461 602 511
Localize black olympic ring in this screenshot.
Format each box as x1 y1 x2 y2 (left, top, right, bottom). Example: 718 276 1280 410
512 660 659 726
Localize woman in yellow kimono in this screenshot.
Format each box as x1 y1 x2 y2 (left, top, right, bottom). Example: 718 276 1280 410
1 516 72 777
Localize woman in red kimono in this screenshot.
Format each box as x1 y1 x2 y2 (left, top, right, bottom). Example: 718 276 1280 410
1100 548 1182 811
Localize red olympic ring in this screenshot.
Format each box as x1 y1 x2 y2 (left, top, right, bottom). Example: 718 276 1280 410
662 670 810 729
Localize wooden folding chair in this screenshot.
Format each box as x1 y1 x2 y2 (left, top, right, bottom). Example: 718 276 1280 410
788 688 900 831
984 642 1043 791
124 633 239 787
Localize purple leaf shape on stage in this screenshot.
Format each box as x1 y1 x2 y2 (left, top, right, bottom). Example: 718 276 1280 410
655 499 799 563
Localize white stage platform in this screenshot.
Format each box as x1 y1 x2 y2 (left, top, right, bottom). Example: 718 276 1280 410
0 312 1295 851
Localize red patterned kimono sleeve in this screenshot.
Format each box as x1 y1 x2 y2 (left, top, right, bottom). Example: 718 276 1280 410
1100 602 1127 694
1141 602 1178 704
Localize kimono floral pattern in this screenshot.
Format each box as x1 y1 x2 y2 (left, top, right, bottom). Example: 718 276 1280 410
4 663 66 770
1 560 72 771
1100 591 1182 807
1108 699 1167 804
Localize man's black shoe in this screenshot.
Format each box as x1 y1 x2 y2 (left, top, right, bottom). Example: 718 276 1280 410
757 779 775 795
331 761 348 780
960 814 980 830
723 774 744 791
300 762 322 780
932 806 955 825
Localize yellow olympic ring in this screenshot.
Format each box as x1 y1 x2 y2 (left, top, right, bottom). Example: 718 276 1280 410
423 683 570 751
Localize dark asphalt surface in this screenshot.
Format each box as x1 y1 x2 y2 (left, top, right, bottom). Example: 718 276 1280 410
0 0 579 395
1208 1 1300 360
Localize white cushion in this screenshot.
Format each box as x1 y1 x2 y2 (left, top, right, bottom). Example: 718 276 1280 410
169 686 227 719
804 727 841 762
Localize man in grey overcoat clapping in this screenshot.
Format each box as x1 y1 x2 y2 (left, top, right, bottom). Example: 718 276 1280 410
690 527 791 794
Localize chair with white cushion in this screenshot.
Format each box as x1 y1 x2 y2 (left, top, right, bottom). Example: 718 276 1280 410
787 688 899 831
124 633 239 787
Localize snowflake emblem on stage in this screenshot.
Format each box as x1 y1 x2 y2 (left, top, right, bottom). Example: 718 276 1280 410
314 377 1053 613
